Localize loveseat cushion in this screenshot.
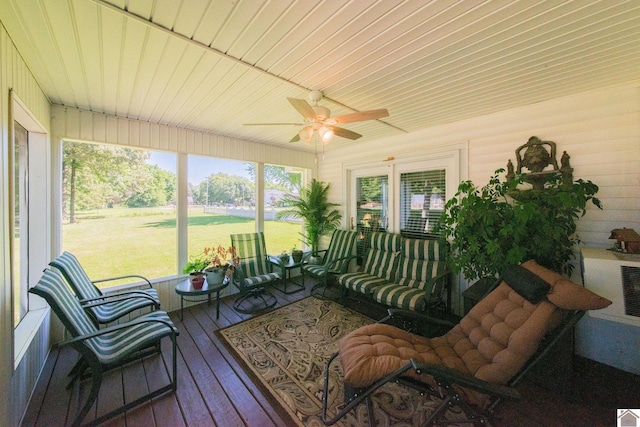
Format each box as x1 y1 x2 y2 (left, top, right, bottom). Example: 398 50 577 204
372 283 428 311
395 239 448 291
339 272 390 295
362 232 402 280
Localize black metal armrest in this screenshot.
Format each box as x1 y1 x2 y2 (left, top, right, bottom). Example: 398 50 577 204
325 254 358 273
410 359 521 400
79 292 159 308
92 274 153 289
383 308 456 328
303 249 327 262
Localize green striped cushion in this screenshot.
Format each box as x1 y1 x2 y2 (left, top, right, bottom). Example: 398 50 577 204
339 272 390 295
231 232 280 291
31 269 97 336
50 251 160 323
396 239 447 290
30 269 177 365
362 232 401 280
50 252 101 299
323 230 358 264
373 283 426 311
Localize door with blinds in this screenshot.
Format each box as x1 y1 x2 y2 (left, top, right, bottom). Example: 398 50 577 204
351 168 390 265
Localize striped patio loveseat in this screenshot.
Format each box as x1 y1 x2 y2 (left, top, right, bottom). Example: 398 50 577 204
338 232 402 299
339 234 450 313
373 237 450 312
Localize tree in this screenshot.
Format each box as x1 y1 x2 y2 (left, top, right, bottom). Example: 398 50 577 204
246 164 302 192
126 165 176 207
62 142 151 222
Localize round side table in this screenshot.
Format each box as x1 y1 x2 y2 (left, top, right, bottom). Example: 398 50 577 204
175 276 229 320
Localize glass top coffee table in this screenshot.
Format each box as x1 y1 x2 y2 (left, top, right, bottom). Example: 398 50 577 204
175 276 229 320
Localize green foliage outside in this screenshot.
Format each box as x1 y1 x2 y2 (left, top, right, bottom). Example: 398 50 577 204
437 169 601 281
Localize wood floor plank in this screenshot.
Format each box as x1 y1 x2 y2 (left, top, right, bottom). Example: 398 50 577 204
143 351 185 427
177 310 249 426
35 345 79 427
167 331 217 426
191 304 293 426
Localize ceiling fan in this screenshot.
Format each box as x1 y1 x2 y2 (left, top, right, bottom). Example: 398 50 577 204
244 90 389 144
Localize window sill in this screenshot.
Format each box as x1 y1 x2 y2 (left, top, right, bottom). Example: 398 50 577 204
14 306 49 370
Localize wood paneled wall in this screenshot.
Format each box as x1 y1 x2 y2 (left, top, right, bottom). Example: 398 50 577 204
1 23 52 427
317 82 640 313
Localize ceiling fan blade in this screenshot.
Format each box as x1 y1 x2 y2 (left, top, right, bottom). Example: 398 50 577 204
243 123 305 126
290 133 300 142
326 108 389 125
331 126 362 140
287 97 317 121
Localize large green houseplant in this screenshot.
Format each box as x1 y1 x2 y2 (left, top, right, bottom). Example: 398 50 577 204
278 179 342 254
437 169 601 281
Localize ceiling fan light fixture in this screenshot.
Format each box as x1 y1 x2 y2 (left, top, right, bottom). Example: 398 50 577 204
319 126 334 143
299 127 313 144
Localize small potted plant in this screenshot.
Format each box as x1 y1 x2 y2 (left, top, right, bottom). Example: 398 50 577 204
203 245 238 285
291 246 304 263
278 251 290 264
182 256 208 289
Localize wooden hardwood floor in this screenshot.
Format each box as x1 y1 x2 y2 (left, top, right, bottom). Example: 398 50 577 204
22 280 640 427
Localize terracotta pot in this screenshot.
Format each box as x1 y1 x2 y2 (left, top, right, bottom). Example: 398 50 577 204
189 272 205 289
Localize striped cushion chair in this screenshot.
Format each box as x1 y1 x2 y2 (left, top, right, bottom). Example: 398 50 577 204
230 232 281 313
303 229 358 294
50 252 160 325
29 268 178 427
373 238 450 312
339 232 401 298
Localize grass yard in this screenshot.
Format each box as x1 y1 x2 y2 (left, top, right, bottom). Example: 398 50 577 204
62 206 302 286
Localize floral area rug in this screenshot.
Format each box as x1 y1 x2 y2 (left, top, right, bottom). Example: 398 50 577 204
217 296 464 426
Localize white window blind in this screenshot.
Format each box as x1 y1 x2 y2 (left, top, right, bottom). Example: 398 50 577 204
400 169 446 239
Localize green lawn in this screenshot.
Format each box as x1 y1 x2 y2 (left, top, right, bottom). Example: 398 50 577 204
62 206 302 285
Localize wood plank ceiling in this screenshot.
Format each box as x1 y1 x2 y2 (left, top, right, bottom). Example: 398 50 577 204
1 0 639 152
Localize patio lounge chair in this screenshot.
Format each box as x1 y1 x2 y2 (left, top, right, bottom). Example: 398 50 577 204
29 268 178 427
304 229 358 296
230 232 281 313
321 260 612 426
50 251 160 325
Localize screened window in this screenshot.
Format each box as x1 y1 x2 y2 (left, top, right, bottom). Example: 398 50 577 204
400 169 446 239
12 122 28 327
262 164 304 255
187 156 255 260
62 142 177 283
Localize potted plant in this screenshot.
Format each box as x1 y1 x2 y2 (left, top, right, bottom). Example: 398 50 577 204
277 179 342 258
182 256 209 289
291 246 304 263
203 245 238 285
436 169 601 281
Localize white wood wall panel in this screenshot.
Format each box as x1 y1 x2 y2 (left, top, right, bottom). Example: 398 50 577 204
318 82 640 312
1 23 52 427
51 104 316 168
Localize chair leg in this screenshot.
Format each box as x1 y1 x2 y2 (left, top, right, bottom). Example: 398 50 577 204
233 289 277 314
72 364 102 427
